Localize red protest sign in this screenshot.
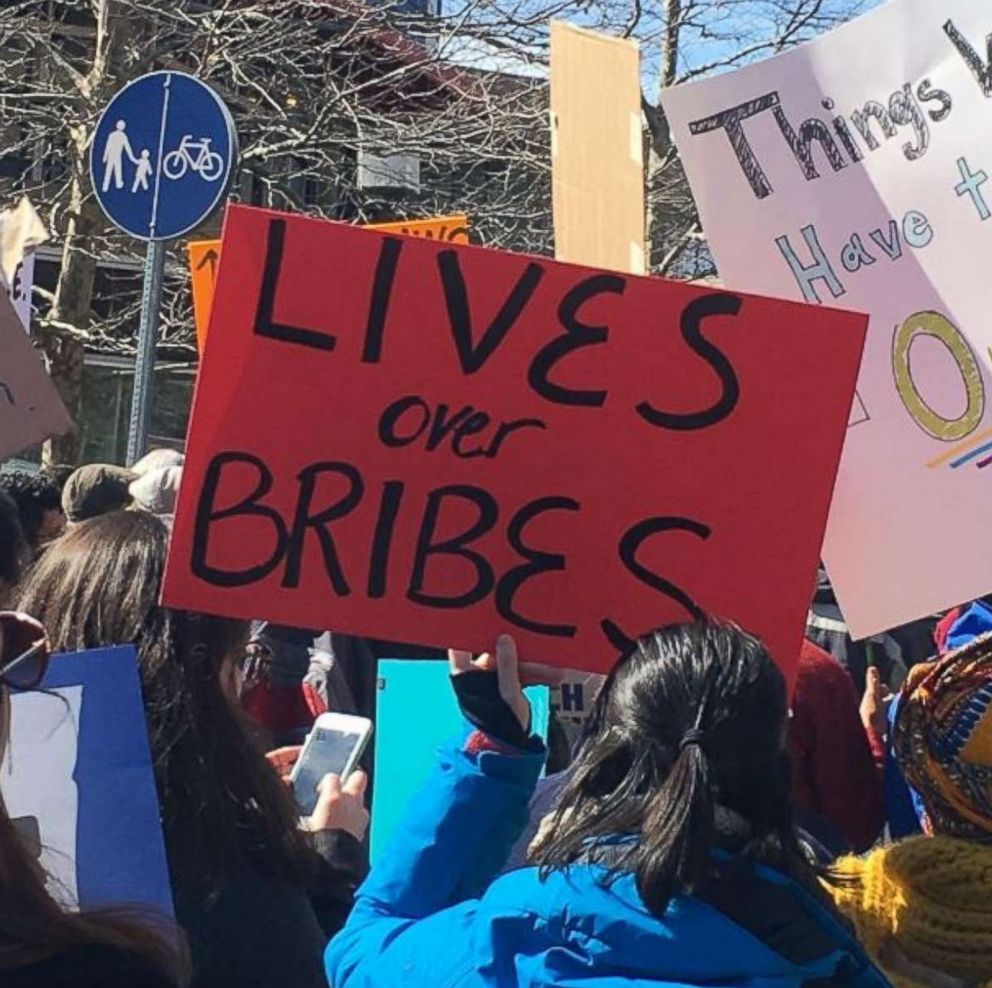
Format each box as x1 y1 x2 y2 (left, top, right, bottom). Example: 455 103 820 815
163 205 866 676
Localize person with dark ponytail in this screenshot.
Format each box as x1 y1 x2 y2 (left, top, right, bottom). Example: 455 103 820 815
327 622 890 988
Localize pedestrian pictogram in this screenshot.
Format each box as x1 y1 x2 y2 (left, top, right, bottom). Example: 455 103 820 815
100 121 137 192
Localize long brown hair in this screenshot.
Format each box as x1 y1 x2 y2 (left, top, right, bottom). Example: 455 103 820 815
15 511 317 899
0 686 186 979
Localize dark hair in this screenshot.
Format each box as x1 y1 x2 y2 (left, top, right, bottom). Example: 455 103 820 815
0 492 28 595
44 464 76 495
0 470 60 546
535 621 812 917
544 714 573 775
14 511 317 896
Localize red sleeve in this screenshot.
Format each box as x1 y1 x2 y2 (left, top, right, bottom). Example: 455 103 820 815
866 725 886 771
788 641 883 852
464 730 529 756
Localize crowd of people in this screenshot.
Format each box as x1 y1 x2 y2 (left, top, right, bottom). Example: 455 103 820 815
0 454 990 988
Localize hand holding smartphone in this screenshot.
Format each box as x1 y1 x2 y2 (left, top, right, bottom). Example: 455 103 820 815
308 771 369 838
289 712 372 817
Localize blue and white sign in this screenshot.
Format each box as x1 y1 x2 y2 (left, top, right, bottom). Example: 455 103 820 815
90 71 237 241
1 646 173 915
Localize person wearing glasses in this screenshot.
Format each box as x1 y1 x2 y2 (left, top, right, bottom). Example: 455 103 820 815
0 611 186 986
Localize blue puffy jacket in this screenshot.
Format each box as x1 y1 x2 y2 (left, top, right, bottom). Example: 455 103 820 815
327 726 890 988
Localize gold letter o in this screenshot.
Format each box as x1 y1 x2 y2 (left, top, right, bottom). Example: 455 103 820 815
892 311 984 441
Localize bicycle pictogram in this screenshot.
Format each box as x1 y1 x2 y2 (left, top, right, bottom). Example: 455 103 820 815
163 135 225 182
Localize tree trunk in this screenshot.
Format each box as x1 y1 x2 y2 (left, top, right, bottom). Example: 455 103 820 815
644 0 683 273
40 124 101 465
36 0 146 466
42 335 86 465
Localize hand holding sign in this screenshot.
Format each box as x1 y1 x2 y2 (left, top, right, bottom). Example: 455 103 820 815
0 611 50 689
164 205 866 679
450 634 532 742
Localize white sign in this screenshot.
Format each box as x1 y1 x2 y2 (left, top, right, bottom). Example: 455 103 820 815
550 672 605 749
2 687 84 906
9 249 36 332
662 0 992 637
0 197 46 332
0 647 174 914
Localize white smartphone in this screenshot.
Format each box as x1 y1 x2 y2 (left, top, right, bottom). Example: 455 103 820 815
289 712 373 816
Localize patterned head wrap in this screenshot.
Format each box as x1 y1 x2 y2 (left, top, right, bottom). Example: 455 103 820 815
893 631 992 840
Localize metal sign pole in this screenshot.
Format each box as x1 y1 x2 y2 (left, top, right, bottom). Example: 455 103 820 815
126 239 165 465
91 71 237 466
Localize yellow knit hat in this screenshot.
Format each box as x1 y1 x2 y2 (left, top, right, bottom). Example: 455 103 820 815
831 836 992 987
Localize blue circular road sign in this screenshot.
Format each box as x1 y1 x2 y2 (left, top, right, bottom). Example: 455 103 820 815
90 71 237 241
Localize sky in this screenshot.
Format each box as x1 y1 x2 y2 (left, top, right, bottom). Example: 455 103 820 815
438 0 887 88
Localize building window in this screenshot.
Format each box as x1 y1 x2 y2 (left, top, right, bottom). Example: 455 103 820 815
78 359 195 465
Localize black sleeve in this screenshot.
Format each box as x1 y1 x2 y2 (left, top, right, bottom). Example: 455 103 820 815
450 670 532 749
306 829 368 938
3 943 178 988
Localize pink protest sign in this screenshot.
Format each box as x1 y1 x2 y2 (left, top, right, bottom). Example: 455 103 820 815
0 290 70 459
662 0 992 637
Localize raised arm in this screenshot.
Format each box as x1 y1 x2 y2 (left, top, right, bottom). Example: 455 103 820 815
325 636 548 988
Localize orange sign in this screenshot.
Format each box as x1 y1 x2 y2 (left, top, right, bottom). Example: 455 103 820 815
188 215 470 353
372 215 470 243
187 240 219 353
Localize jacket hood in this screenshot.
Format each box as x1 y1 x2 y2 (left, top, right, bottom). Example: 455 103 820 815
477 859 877 987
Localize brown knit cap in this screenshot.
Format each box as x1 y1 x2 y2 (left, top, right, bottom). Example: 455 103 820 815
61 464 136 522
